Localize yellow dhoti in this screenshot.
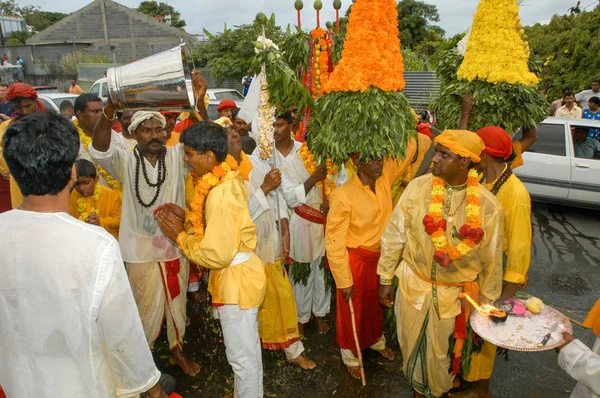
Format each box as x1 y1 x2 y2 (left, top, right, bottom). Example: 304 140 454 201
463 341 497 382
258 260 301 350
126 258 189 350
395 289 455 397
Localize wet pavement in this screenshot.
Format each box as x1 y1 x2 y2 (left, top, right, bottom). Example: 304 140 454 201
154 201 599 397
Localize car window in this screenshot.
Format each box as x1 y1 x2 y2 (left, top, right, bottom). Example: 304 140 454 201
519 123 566 156
213 91 244 101
89 84 100 95
38 98 54 112
102 84 109 98
207 104 219 120
51 97 76 108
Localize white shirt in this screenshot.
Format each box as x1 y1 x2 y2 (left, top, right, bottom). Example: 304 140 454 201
78 130 127 187
279 140 347 262
89 143 187 263
576 89 600 110
559 338 600 398
0 210 160 397
245 155 288 264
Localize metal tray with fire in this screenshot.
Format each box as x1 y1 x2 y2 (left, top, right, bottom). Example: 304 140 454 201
469 298 573 352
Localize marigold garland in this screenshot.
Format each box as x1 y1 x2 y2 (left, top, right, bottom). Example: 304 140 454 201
423 169 485 267
298 142 338 197
74 119 122 192
77 183 101 221
457 0 539 86
309 28 333 98
324 0 406 93
189 155 239 240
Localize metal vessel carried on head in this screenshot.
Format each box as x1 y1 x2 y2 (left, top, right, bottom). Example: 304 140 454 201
106 43 196 112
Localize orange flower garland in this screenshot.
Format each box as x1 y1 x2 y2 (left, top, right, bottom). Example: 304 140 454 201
298 142 339 197
423 169 484 267
310 28 331 98
189 155 239 239
324 0 406 93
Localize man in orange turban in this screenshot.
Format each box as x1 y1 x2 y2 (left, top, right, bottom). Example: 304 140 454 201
463 126 533 397
378 129 504 397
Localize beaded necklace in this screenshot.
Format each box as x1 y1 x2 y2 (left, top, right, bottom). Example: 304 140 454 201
133 146 167 208
480 165 513 196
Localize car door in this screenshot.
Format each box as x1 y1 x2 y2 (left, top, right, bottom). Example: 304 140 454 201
89 83 100 96
566 121 600 205
513 122 571 200
38 98 56 113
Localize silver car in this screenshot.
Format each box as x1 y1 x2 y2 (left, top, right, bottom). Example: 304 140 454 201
206 88 244 120
513 117 600 209
37 93 79 113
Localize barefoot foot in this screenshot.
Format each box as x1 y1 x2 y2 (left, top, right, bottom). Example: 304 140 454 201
169 348 200 377
377 346 395 361
298 322 305 336
346 365 362 379
287 353 317 370
190 290 207 304
316 317 329 334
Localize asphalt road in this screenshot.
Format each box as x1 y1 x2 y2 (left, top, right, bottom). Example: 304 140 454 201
155 201 599 398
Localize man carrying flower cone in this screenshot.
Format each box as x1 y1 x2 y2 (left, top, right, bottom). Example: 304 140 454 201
378 130 504 398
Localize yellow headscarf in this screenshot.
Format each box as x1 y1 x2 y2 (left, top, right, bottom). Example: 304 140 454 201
434 130 485 163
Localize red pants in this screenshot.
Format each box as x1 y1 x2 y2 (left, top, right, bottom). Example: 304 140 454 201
0 178 11 214
336 247 383 357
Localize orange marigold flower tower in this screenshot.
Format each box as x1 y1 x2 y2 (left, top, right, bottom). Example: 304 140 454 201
457 0 539 86
309 0 415 164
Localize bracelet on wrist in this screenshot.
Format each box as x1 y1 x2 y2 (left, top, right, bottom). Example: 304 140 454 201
380 277 393 285
102 106 117 121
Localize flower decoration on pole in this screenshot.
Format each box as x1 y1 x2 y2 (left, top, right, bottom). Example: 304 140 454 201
333 0 342 33
294 0 304 29
432 0 547 133
458 0 538 86
314 0 322 27
309 0 415 165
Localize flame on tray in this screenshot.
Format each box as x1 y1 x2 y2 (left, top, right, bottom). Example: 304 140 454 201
460 293 507 318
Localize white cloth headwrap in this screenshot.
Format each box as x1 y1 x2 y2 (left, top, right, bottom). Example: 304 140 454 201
128 111 166 134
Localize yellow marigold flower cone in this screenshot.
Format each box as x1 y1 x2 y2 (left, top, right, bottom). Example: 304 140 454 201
457 0 540 86
324 0 406 93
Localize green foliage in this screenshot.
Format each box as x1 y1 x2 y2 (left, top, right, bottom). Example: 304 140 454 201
402 48 425 71
60 52 109 75
431 49 548 133
7 30 31 45
250 41 313 113
397 0 444 50
137 1 186 28
280 26 309 76
192 19 284 87
525 8 600 99
25 11 66 32
309 87 416 165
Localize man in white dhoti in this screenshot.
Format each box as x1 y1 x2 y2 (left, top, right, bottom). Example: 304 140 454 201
89 72 209 377
0 112 167 398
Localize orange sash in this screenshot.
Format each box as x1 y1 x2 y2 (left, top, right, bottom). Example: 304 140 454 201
584 299 600 338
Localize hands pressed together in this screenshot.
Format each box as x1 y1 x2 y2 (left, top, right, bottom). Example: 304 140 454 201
154 203 186 242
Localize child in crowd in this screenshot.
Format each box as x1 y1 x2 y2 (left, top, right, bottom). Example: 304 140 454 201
69 159 121 239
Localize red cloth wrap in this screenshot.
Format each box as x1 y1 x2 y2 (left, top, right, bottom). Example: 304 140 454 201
164 259 181 300
294 204 325 224
336 247 382 357
475 126 513 160
6 83 38 101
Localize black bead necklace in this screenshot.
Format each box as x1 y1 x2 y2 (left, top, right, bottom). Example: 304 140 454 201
133 146 167 208
480 165 513 196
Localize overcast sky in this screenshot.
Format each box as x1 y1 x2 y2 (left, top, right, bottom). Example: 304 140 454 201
25 0 580 37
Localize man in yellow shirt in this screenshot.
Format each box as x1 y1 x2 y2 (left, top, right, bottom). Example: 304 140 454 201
155 121 266 398
161 111 181 147
325 141 417 379
464 126 532 397
378 130 504 398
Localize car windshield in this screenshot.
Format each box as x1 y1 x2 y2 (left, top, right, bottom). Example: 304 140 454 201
51 97 76 108
207 104 219 120
213 91 244 101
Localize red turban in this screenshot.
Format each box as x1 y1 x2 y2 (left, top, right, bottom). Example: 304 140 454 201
160 111 181 117
216 99 237 112
475 126 513 160
7 83 38 101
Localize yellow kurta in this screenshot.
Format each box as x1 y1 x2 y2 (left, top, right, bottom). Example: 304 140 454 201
377 174 504 396
176 170 266 309
69 185 122 239
509 141 523 169
465 171 532 382
165 132 180 147
0 119 24 208
391 133 432 205
326 151 416 289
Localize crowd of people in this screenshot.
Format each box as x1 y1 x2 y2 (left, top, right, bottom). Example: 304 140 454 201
0 70 598 398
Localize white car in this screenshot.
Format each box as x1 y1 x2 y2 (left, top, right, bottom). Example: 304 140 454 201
513 117 600 209
206 88 244 120
89 78 109 104
37 93 79 113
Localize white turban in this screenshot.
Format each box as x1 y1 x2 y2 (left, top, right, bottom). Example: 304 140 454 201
128 111 166 134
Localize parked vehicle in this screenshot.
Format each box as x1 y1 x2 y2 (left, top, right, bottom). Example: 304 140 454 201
89 78 109 104
513 117 600 209
206 88 244 120
37 93 79 113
